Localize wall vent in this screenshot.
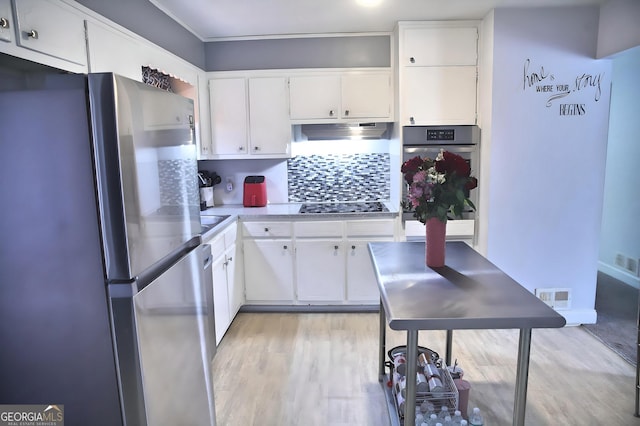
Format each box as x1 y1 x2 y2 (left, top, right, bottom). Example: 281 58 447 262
535 288 572 310
614 252 640 276
626 257 639 276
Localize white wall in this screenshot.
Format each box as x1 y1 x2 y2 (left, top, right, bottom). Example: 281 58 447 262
482 6 612 324
198 138 398 206
598 47 640 288
476 11 495 255
198 159 289 205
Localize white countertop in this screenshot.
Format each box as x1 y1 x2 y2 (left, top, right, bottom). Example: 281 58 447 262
200 202 399 220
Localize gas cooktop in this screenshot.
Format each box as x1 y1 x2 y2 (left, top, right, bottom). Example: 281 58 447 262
298 202 389 214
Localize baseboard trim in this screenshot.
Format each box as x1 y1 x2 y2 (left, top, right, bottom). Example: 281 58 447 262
559 308 598 326
598 262 640 289
239 304 380 313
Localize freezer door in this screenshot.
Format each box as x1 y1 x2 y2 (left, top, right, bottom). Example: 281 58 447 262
132 247 216 425
88 73 201 281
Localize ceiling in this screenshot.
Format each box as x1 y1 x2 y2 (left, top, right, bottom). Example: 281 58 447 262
149 0 605 41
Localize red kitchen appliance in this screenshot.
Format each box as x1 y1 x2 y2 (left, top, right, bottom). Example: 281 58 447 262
243 175 267 207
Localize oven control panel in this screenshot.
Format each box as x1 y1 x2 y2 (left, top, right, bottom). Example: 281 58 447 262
426 128 455 141
403 125 480 146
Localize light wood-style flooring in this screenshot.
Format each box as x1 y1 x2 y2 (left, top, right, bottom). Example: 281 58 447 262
211 312 640 425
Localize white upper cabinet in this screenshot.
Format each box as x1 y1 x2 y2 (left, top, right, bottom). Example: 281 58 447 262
248 77 291 155
402 27 478 66
209 77 249 156
289 74 341 120
402 66 477 125
209 75 291 158
398 22 479 126
85 20 143 82
1 0 87 73
86 19 209 159
341 73 392 119
289 70 393 123
0 0 12 43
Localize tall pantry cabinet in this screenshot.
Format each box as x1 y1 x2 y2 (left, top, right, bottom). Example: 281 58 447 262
396 22 479 126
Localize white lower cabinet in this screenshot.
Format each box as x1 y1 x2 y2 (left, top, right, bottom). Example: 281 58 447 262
241 218 395 305
346 238 393 303
227 244 243 318
243 239 295 302
204 221 242 345
211 252 230 345
295 239 345 302
345 219 395 303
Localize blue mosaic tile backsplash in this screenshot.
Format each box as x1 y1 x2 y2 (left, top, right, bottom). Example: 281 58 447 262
287 153 390 202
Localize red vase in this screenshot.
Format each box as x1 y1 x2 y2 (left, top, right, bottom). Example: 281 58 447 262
425 217 447 267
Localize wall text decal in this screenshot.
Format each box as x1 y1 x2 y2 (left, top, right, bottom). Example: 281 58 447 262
522 59 605 116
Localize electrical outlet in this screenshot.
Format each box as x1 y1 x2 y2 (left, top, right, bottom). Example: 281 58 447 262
225 176 234 193
535 289 555 307
535 288 571 310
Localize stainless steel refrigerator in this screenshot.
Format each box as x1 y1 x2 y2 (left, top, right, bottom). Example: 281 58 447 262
0 72 216 426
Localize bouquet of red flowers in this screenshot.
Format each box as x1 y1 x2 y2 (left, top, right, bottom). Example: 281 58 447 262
401 150 478 223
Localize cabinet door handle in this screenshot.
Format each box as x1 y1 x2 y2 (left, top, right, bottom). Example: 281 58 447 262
351 245 356 250
0 17 9 29
264 227 269 232
26 29 38 39
344 109 350 116
253 146 259 151
409 57 416 64
239 146 245 151
283 245 288 250
227 256 233 262
329 110 335 117
409 116 415 125
334 245 339 250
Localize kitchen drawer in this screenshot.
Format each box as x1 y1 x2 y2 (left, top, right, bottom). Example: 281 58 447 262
242 221 292 238
346 219 395 237
404 219 475 239
294 221 343 238
446 219 475 237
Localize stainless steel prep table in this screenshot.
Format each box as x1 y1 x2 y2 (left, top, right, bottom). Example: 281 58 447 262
368 241 566 426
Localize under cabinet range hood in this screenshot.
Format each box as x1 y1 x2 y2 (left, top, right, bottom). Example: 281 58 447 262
298 122 392 140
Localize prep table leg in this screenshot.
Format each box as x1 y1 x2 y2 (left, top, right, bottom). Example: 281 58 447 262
379 299 386 380
405 330 419 426
445 329 453 366
513 328 532 426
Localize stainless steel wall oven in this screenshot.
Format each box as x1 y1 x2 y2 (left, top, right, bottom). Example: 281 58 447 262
402 125 480 221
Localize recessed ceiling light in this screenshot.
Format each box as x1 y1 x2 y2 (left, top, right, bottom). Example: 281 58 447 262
356 0 383 7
